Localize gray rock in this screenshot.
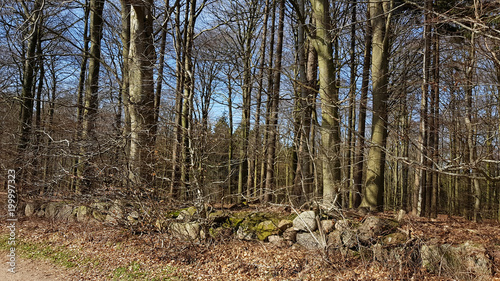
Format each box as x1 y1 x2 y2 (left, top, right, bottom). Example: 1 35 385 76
56 205 74 221
421 242 492 280
293 211 317 232
282 227 297 242
236 226 255 240
296 232 325 249
321 220 334 234
75 205 90 222
45 202 60 219
335 219 351 231
357 216 389 244
25 203 37 217
170 222 201 241
268 235 283 244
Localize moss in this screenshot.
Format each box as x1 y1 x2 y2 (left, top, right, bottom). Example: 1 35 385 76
254 221 277 241
0 234 93 269
112 261 146 280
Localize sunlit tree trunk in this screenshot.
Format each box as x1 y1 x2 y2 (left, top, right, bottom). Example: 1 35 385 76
170 3 185 198
360 0 392 211
353 8 372 208
264 0 285 203
261 0 277 201
127 0 156 185
250 0 270 199
72 0 90 191
308 0 342 205
120 0 131 165
347 0 357 208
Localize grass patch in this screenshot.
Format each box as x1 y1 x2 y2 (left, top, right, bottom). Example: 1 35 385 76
0 234 87 268
0 234 184 280
112 261 146 280
112 261 184 281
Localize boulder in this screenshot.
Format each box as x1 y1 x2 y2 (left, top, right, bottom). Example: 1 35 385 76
236 226 255 240
177 207 197 222
333 220 357 248
327 230 342 248
93 210 106 222
45 202 60 219
105 203 124 224
268 235 283 244
75 205 90 222
254 220 277 241
282 227 297 242
421 242 492 280
25 202 37 217
293 211 317 232
56 205 75 221
277 219 293 232
90 202 110 211
170 222 202 241
357 216 396 244
296 232 325 249
320 220 334 234
335 219 351 231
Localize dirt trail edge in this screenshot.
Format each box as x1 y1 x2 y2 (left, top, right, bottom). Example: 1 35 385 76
0 252 74 281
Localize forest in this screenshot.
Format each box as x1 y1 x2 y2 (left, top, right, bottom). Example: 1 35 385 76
2 0 500 223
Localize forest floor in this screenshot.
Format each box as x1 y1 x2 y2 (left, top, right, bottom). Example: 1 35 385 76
1 195 500 280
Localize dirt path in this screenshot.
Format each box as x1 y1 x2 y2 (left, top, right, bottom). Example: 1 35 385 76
0 252 75 281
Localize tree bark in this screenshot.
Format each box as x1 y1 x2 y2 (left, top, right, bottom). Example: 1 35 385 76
360 0 392 211
127 0 156 186
309 0 342 205
264 0 285 203
353 8 372 208
76 0 105 193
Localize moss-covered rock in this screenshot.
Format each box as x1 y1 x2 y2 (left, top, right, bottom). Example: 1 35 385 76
254 220 277 241
74 205 90 222
92 210 106 222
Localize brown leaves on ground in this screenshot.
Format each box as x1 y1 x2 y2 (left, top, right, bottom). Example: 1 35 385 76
1 211 500 280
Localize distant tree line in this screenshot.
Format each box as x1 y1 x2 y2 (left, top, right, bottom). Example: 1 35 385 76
1 0 500 221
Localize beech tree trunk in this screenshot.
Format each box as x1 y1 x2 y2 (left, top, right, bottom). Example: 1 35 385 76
309 0 342 205
127 0 156 185
360 0 392 211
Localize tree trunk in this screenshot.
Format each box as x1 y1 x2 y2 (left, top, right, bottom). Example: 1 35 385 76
249 0 270 200
261 0 277 201
76 0 105 193
127 0 156 185
430 25 440 218
360 0 392 211
309 0 342 206
353 8 372 208
347 0 357 208
17 0 43 171
264 0 285 203
170 3 185 198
